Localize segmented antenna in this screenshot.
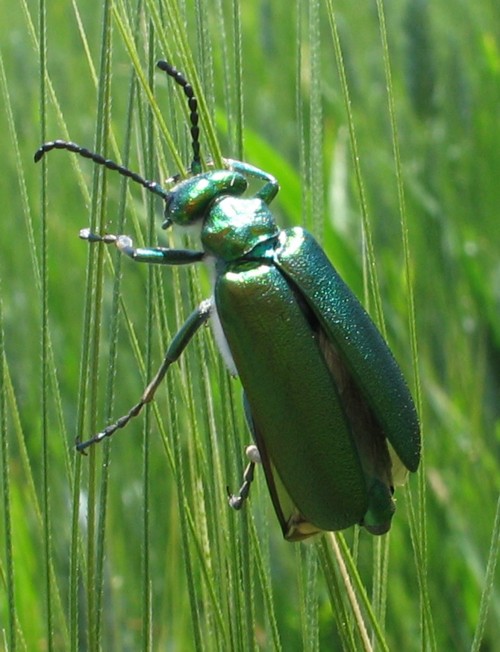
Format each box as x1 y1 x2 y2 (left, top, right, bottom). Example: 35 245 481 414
156 60 202 174
34 61 203 191
34 140 171 202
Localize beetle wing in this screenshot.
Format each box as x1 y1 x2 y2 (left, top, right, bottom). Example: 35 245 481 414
215 260 369 533
317 326 396 533
275 227 421 475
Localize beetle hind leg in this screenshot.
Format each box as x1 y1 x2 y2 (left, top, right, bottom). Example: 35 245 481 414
227 392 262 510
227 445 261 510
227 463 253 510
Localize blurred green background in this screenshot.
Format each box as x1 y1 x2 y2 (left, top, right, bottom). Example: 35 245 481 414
0 0 499 650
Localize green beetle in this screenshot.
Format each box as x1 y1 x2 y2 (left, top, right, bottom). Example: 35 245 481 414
35 60 420 541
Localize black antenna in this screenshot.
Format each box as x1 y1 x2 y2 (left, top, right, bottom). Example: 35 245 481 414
156 60 201 174
34 61 203 192
34 140 171 202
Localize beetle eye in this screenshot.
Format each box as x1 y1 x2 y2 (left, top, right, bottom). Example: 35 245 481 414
161 193 176 229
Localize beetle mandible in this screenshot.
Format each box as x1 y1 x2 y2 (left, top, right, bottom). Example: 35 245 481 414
35 60 420 540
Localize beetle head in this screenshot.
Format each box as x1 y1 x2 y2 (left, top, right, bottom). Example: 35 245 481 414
162 169 248 229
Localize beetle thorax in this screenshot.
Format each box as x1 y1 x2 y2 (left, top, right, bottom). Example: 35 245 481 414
201 196 279 261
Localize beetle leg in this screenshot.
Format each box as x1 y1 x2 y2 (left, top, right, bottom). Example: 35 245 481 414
80 228 205 265
76 299 212 452
227 445 261 510
224 159 279 205
227 390 263 509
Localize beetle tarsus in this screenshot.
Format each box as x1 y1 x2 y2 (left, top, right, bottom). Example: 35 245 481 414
76 430 110 453
79 228 118 244
76 396 148 453
227 460 256 510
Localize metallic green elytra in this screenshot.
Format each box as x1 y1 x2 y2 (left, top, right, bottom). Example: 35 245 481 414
35 60 420 541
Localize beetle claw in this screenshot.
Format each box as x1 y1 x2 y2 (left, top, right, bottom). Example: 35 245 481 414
227 488 244 511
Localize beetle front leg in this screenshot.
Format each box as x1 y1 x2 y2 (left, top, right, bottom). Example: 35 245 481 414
76 298 212 452
79 228 205 265
224 159 279 205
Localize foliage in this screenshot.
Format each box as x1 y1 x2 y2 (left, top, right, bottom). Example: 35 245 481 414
0 0 498 649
